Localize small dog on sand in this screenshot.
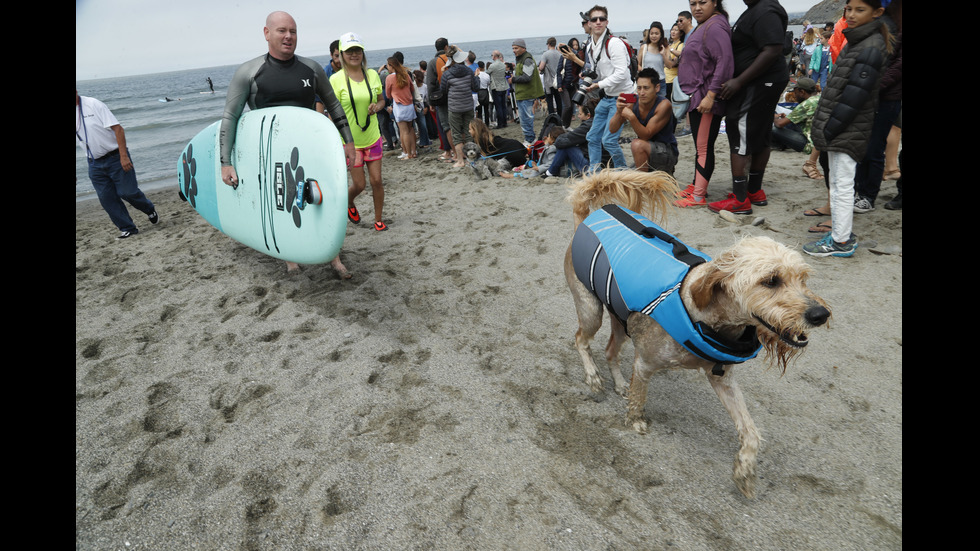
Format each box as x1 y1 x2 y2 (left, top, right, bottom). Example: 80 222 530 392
563 169 831 498
462 142 511 180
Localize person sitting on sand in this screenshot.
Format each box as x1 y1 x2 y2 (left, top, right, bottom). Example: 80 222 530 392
469 119 529 170
545 101 596 178
508 126 564 178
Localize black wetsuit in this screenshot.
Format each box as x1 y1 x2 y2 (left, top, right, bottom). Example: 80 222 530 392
220 53 353 165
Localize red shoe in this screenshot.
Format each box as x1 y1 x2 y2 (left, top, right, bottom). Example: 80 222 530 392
748 189 768 206
708 195 753 214
374 220 388 231
675 195 707 208
678 184 695 199
348 206 361 224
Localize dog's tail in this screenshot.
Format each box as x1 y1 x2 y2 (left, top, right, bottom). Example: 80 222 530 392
566 168 680 227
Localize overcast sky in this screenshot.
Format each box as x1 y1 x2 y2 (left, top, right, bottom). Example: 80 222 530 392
76 0 817 80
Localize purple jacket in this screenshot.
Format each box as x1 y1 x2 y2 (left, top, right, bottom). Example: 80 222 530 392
677 14 734 116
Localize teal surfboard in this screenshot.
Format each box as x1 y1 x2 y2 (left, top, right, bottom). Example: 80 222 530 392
177 106 348 265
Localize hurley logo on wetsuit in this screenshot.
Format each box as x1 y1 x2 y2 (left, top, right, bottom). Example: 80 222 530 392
301 79 311 87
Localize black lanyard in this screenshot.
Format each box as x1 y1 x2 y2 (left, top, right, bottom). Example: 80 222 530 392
345 71 374 132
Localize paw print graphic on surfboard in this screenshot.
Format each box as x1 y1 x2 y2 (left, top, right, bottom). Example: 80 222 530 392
177 107 348 264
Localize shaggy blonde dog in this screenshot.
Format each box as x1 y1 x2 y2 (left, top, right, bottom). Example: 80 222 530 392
563 169 831 498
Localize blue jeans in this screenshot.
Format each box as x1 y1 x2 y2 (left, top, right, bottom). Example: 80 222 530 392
587 96 626 170
88 149 155 233
415 109 431 146
517 99 535 143
492 89 509 128
550 146 588 176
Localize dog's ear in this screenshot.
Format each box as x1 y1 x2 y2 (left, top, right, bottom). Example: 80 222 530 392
688 264 727 310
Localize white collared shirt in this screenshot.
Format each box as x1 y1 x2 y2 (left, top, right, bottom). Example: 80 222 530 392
586 31 633 96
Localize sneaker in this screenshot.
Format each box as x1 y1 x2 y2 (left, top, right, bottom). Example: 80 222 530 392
117 229 138 239
853 196 875 213
678 184 695 199
374 221 388 232
747 189 768 206
675 195 707 208
148 211 159 224
803 233 858 258
883 193 902 210
348 206 361 224
676 128 692 138
708 195 753 215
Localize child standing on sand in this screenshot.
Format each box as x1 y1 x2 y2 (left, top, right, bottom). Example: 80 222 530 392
804 0 894 257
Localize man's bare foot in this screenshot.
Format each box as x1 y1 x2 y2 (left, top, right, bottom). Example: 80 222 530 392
331 257 352 279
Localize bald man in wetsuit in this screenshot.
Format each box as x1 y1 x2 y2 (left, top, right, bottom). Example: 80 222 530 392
220 11 356 275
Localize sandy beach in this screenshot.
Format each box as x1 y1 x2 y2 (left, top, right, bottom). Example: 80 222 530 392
76 115 902 550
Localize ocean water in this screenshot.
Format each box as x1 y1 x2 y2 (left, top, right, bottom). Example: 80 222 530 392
75 26 803 201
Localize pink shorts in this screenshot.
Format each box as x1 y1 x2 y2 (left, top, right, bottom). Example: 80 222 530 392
349 138 383 169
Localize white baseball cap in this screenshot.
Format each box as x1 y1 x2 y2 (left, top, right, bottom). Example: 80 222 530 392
339 32 365 51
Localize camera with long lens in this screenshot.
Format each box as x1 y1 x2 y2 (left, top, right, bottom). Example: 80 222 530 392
571 69 598 105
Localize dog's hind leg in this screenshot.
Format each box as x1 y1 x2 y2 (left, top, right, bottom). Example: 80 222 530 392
625 352 652 434
573 300 605 393
706 369 761 498
604 315 629 397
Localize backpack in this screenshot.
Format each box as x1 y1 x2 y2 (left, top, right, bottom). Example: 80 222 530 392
526 140 546 166
428 54 450 106
537 113 563 141
615 36 639 82
598 33 638 82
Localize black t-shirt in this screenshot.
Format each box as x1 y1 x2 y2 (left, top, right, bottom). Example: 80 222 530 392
730 0 788 80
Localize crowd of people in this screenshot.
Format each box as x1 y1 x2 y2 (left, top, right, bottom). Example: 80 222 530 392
77 1 901 270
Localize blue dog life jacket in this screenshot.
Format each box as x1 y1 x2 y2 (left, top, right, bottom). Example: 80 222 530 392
571 205 763 365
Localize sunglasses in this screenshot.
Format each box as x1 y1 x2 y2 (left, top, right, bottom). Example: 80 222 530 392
590 16 607 22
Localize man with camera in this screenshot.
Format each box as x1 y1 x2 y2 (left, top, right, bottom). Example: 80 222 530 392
581 5 632 170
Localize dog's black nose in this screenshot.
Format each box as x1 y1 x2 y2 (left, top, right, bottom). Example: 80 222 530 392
805 305 830 326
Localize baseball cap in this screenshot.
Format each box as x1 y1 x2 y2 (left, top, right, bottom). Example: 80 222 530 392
794 77 817 93
339 32 365 51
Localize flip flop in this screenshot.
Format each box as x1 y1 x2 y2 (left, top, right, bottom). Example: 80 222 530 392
804 206 830 217
808 221 832 233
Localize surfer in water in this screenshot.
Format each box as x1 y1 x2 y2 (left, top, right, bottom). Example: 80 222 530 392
220 11 356 277
206 77 214 93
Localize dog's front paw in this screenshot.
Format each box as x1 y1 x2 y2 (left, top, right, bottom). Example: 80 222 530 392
626 415 648 435
585 373 603 393
614 381 629 398
733 457 757 498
